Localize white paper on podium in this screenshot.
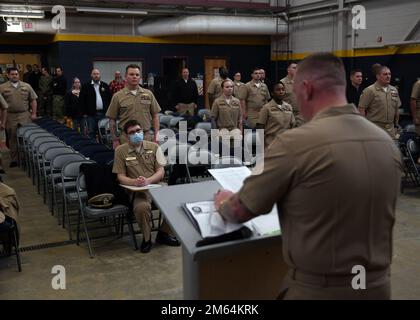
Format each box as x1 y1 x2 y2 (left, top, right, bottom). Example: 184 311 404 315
207 167 281 236
208 166 252 193
184 201 243 238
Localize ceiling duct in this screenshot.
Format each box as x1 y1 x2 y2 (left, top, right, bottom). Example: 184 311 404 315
137 15 287 36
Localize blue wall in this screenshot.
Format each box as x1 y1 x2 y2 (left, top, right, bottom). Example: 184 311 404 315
2 40 419 110
53 41 272 109
57 41 272 84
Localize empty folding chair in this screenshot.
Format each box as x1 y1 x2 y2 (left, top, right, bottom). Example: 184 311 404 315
72 140 99 152
36 141 66 195
67 135 92 147
22 128 47 171
27 133 56 182
160 115 174 129
34 117 55 127
31 136 60 187
76 173 137 258
42 146 74 208
16 124 39 164
185 148 216 183
79 144 110 158
52 127 72 139
90 151 115 164
45 123 64 133
169 117 185 131
405 139 420 187
195 122 212 135
50 153 86 225
61 160 95 239
62 132 83 145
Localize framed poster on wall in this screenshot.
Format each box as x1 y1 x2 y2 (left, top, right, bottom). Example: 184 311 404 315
93 60 143 84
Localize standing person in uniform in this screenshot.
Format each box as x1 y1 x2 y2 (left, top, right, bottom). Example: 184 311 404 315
207 67 229 108
239 68 270 129
367 63 382 86
346 69 363 106
211 79 243 132
51 67 67 123
256 82 295 149
0 94 8 173
106 64 161 149
113 120 180 253
38 67 53 117
232 71 245 99
80 68 112 140
172 67 198 117
214 53 401 300
211 79 243 157
65 78 83 133
109 70 126 96
260 68 272 93
281 61 305 127
410 79 420 137
0 67 37 168
0 68 7 85
359 66 401 139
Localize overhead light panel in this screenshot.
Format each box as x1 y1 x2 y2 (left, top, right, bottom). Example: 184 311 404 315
0 8 44 19
5 20 23 33
76 7 148 16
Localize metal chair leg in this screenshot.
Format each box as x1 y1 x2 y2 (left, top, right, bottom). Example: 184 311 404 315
11 225 22 272
126 214 138 250
81 211 94 258
76 209 81 246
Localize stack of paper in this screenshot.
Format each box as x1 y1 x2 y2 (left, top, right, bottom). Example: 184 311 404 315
208 166 281 236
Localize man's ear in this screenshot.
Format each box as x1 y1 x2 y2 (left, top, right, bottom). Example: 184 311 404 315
303 80 314 101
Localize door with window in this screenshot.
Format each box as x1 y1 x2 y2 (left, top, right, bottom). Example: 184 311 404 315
204 58 228 109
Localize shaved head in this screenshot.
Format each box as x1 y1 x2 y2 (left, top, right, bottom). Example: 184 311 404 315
294 53 346 91
293 53 347 120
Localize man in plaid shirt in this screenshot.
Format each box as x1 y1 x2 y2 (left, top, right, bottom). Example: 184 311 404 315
109 70 126 95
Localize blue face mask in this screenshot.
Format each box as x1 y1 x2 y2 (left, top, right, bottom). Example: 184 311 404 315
129 131 144 144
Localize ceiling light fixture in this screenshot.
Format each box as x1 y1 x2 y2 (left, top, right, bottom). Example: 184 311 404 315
0 8 44 19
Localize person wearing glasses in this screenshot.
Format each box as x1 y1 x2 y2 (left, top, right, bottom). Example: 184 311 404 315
112 119 180 253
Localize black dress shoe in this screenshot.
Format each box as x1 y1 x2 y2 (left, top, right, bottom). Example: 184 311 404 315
140 239 152 253
9 162 17 168
0 168 5 174
156 231 180 247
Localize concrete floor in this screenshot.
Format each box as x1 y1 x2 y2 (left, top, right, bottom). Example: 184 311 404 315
1 152 420 299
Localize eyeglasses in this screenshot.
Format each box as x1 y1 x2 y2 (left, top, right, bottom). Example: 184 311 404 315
127 128 142 135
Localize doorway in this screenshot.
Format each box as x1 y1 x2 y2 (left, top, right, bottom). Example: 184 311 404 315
160 57 187 110
204 58 228 109
0 53 41 79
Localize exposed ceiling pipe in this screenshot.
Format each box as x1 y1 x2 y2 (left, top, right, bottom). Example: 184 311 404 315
289 8 351 21
137 15 287 36
354 39 420 49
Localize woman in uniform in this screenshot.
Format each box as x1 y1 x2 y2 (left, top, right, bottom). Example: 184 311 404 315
257 81 296 149
211 79 243 157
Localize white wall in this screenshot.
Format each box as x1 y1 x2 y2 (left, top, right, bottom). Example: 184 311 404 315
272 0 420 57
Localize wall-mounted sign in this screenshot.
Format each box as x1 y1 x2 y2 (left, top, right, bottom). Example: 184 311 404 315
23 21 35 32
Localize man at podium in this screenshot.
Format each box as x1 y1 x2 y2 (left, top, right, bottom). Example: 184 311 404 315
214 53 401 300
